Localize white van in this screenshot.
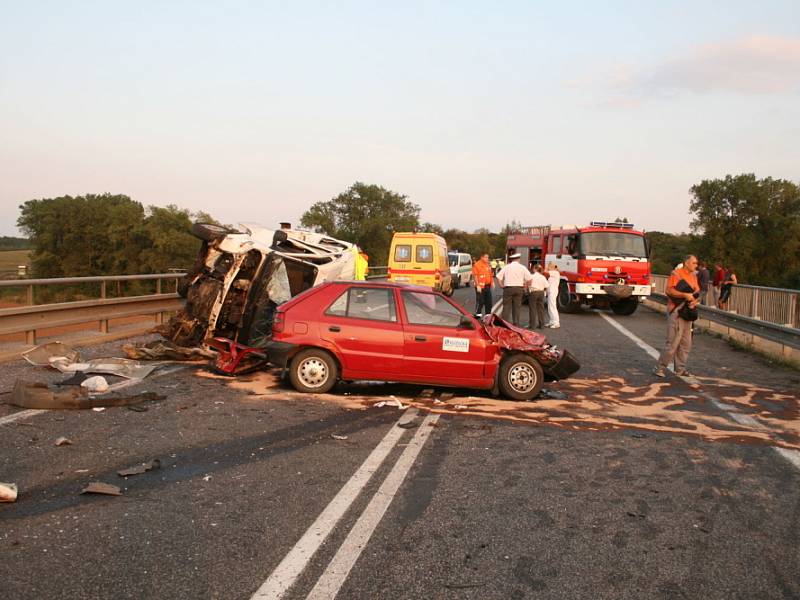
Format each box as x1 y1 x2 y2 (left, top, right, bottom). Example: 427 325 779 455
448 252 473 288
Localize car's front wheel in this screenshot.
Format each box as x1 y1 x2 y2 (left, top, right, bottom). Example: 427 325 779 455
498 353 544 401
289 348 338 393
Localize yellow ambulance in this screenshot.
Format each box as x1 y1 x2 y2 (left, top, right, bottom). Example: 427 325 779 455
387 232 454 295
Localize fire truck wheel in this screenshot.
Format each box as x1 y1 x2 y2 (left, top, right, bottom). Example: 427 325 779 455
498 353 544 401
557 281 581 313
289 348 338 394
611 297 639 315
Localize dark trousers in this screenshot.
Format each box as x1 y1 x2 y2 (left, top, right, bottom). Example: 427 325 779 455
527 290 545 328
501 287 524 326
475 286 493 315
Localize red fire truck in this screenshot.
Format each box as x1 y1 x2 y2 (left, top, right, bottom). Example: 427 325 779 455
506 221 651 315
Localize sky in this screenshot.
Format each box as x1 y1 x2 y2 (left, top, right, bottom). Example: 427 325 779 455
1 0 799 237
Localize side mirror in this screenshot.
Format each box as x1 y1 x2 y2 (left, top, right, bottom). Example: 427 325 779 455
458 315 475 329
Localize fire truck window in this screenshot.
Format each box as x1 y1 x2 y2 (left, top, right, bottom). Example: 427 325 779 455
551 236 562 254
394 245 412 262
416 245 434 263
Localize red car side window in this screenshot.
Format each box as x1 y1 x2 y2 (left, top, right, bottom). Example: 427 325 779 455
401 291 462 327
325 287 397 322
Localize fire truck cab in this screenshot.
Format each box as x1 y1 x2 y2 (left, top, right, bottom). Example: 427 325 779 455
506 221 651 316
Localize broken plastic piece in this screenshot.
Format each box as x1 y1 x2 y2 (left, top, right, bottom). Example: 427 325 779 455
0 482 18 503
49 357 158 380
330 434 348 441
373 398 406 409
117 459 161 477
81 376 109 393
54 437 73 446
81 482 122 496
122 340 215 361
21 342 80 366
7 380 164 410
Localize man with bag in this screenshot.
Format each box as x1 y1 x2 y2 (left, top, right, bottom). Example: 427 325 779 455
654 255 700 378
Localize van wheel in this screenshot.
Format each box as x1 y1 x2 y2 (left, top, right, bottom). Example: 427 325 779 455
498 353 544 401
191 222 235 242
289 349 338 393
453 276 460 289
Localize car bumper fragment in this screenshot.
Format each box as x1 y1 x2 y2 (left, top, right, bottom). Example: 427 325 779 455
263 340 300 369
542 349 581 380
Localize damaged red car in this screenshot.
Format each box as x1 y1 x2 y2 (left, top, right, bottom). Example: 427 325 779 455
262 281 579 401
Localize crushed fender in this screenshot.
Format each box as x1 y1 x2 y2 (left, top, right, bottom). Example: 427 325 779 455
7 380 164 410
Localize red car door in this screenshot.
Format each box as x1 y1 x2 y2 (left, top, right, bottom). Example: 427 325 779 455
399 290 490 385
319 285 404 379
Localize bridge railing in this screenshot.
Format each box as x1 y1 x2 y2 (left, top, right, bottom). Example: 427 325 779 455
0 273 186 345
650 274 800 329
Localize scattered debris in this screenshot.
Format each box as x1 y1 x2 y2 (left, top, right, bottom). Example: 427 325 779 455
81 376 109 393
122 340 215 362
54 437 73 446
6 381 164 410
397 421 418 429
454 404 469 410
420 389 434 398
21 342 80 366
630 432 649 439
433 399 446 405
57 372 91 386
330 434 349 441
92 407 105 412
202 475 212 482
126 404 149 412
81 482 122 496
373 398 406 409
538 388 568 400
0 482 18 503
49 357 158 380
117 459 161 477
440 392 455 400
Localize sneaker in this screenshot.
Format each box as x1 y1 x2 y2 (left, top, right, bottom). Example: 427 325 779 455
653 366 666 378
548 324 560 329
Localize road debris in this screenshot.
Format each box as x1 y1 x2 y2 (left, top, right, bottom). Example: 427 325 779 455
202 475 212 482
81 376 109 393
81 482 122 496
538 388 568 400
117 459 161 477
373 398 406 409
122 340 215 361
454 404 469 410
330 434 349 440
433 398 446 405
440 392 455 400
397 421 418 429
7 380 164 410
54 437 73 446
0 482 18 502
92 407 105 412
49 357 158 380
21 342 80 366
420 389 434 398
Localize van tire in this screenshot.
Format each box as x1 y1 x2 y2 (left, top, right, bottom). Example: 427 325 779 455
191 222 235 242
289 348 338 394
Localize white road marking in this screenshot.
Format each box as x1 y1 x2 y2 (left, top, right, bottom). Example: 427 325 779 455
598 312 800 472
306 412 441 600
251 408 420 599
0 409 45 426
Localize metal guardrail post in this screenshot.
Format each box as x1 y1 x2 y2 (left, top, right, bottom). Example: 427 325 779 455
156 278 162 294
100 281 106 299
26 329 35 345
26 284 33 306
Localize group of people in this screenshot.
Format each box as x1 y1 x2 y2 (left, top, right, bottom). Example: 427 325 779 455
471 253 562 330
654 255 739 378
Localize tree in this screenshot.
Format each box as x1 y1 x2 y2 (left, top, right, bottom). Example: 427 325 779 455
645 231 699 275
689 174 800 288
300 182 420 266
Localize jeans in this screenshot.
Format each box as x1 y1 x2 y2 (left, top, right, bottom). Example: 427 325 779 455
475 286 493 315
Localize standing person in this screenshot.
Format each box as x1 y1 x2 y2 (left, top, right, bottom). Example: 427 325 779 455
697 261 710 305
527 265 548 329
711 262 724 307
472 253 494 317
544 262 561 329
496 253 532 326
718 267 738 311
654 255 700 377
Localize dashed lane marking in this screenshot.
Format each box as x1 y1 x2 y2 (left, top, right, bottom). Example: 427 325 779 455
598 312 800 471
251 408 422 599
306 411 441 599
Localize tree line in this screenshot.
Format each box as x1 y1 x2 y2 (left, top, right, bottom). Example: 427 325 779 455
15 174 800 290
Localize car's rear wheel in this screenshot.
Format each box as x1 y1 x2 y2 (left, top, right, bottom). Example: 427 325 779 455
498 353 544 401
289 348 338 393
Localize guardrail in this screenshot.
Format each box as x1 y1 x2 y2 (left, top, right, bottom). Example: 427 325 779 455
366 266 389 280
0 273 186 345
651 274 800 329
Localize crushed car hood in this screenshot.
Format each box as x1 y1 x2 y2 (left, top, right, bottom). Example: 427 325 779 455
481 313 548 350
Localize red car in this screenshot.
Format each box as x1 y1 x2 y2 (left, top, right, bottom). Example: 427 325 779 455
260 281 579 401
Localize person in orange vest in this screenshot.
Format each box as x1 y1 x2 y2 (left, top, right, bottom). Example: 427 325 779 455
472 253 494 317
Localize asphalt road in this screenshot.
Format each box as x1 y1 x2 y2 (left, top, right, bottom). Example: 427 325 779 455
1 285 799 599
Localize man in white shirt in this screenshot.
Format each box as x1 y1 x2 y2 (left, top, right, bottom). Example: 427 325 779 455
527 265 549 329
545 262 561 328
496 253 532 326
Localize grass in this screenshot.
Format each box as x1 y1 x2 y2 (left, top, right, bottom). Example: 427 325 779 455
0 249 31 276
